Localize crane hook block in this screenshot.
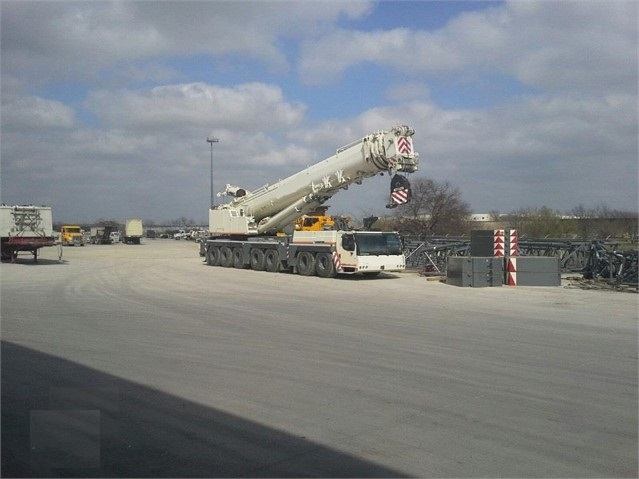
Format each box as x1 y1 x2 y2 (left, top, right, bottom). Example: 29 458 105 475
387 174 411 208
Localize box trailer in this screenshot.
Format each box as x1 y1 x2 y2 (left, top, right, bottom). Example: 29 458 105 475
122 219 143 244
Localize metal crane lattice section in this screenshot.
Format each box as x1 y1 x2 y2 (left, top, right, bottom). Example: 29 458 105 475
10 206 46 237
403 237 638 287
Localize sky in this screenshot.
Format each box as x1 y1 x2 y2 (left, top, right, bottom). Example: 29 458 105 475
1 0 637 225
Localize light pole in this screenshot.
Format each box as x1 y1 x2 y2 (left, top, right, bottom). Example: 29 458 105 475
206 137 219 207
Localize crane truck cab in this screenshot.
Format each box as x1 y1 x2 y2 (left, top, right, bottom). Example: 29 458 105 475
293 230 405 275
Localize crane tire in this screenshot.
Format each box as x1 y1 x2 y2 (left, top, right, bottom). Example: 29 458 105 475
264 249 280 273
296 251 316 276
219 246 233 267
315 252 337 278
207 246 220 266
232 248 246 268
249 248 265 271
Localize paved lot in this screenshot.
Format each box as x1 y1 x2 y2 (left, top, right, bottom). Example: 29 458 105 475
2 240 637 477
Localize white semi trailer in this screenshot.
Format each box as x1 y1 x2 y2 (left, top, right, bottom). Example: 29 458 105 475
0 205 56 262
201 125 419 277
122 219 143 244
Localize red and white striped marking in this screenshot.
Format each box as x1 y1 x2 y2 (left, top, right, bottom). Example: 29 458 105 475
397 136 413 155
506 257 517 286
509 229 519 256
332 251 342 272
391 188 409 205
494 229 505 257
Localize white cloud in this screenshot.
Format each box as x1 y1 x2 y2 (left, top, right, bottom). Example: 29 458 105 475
1 95 76 131
2 85 636 220
304 89 637 214
508 1 637 92
0 1 636 221
299 0 637 95
1 2 166 81
85 82 306 132
0 1 374 84
386 82 431 102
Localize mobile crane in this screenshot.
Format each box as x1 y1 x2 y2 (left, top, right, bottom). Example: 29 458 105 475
201 125 418 277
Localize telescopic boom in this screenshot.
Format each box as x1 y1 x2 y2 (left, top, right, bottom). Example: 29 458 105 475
209 125 419 235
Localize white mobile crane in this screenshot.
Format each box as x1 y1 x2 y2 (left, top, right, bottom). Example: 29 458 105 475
201 125 418 277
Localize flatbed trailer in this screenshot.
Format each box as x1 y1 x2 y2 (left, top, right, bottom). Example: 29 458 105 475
1 205 56 263
1 236 57 262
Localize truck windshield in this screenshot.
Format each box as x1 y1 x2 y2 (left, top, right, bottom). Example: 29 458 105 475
353 233 402 256
65 227 81 233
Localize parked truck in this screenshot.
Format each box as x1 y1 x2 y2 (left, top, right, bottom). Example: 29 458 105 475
122 219 143 244
90 225 118 244
1 205 56 262
201 125 419 277
60 225 85 246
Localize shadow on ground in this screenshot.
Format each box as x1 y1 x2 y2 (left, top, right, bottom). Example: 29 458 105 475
1 341 406 478
0 258 65 266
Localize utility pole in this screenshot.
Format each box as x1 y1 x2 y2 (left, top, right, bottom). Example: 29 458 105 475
206 137 219 207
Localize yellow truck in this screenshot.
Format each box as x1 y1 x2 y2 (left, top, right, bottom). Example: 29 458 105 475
60 225 85 246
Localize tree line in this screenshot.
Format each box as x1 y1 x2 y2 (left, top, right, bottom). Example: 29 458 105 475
54 177 637 241
376 177 638 241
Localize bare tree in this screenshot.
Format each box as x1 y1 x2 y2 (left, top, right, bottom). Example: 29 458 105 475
509 206 568 238
94 219 121 227
571 204 638 239
394 177 471 236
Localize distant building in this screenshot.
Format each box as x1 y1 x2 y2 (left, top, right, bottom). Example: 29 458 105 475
469 214 492 222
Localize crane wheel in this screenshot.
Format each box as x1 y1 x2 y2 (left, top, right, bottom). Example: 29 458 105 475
249 248 265 271
296 251 316 276
315 252 337 278
219 246 234 267
264 249 280 273
207 246 220 266
232 248 246 269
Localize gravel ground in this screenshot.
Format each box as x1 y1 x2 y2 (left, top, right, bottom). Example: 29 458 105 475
2 239 637 477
